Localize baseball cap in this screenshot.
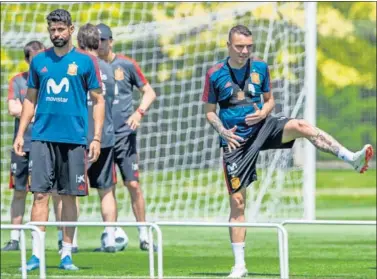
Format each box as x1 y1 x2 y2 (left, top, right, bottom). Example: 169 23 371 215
97 23 112 40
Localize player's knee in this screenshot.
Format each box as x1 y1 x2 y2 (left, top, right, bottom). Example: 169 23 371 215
290 119 311 134
60 194 76 204
33 192 49 203
13 190 27 200
298 119 310 129
297 119 315 137
125 181 140 191
98 186 114 198
230 194 245 214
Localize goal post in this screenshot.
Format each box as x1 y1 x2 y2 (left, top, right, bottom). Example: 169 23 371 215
0 2 316 222
303 2 317 221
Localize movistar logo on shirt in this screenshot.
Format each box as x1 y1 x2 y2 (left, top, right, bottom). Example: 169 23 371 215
46 78 69 103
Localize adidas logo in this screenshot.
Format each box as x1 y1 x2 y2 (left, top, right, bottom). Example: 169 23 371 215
41 66 48 73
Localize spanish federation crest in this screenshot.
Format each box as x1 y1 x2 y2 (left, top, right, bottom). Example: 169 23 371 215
231 177 241 190
67 62 78 76
251 72 260 84
114 67 124 81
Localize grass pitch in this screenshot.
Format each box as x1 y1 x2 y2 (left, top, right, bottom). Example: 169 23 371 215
1 169 376 278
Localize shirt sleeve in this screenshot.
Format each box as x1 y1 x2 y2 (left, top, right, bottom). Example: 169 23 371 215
201 70 217 104
262 64 271 93
86 56 102 91
129 60 148 88
27 59 39 89
8 76 20 100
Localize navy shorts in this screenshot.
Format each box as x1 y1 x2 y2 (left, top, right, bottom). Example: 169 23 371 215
223 116 295 194
30 141 88 196
114 134 139 183
9 151 32 191
87 147 117 189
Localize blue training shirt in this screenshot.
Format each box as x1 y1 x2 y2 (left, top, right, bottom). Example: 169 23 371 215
87 57 115 148
202 57 271 147
110 54 148 137
28 47 102 145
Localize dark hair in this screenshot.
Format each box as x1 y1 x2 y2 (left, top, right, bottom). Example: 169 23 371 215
24 41 45 61
228 25 252 42
46 9 72 26
77 23 100 51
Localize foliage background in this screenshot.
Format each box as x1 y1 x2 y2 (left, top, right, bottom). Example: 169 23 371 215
0 1 375 245
1 2 376 162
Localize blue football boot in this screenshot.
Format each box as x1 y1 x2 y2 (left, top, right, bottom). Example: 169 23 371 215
19 255 39 272
58 255 79 271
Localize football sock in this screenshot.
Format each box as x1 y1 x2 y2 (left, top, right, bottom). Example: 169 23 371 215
57 230 63 241
231 242 246 267
32 231 45 259
11 229 20 241
61 241 72 259
138 226 148 242
337 147 354 162
105 227 115 247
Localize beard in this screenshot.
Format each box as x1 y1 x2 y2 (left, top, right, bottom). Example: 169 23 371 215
51 37 69 47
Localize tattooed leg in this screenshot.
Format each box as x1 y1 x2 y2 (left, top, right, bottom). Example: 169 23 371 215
308 128 342 156
282 119 355 162
310 127 374 172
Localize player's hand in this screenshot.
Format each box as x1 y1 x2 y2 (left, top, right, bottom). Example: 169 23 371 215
15 98 22 107
126 111 142 130
88 140 101 163
245 103 266 126
220 126 245 152
13 135 26 156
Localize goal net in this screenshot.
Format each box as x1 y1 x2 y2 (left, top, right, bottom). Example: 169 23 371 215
1 2 313 222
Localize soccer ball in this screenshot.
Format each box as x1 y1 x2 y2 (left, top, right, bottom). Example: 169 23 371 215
101 227 128 251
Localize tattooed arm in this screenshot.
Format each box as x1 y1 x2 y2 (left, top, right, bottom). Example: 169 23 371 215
205 103 244 151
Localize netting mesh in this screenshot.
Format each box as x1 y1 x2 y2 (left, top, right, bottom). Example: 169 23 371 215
1 2 309 222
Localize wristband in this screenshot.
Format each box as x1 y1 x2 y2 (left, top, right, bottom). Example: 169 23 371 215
137 108 146 117
93 138 101 143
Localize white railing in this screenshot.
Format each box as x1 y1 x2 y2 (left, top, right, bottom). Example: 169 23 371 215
281 220 377 226
26 221 163 279
4 219 375 279
0 224 46 279
155 221 289 279
281 219 377 279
